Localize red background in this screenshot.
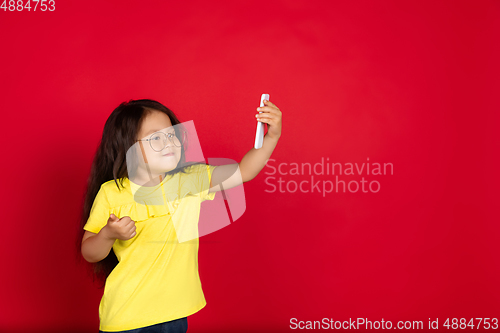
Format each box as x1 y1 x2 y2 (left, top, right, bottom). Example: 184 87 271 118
1 1 499 332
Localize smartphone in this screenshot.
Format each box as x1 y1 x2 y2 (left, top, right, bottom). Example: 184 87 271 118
254 93 269 149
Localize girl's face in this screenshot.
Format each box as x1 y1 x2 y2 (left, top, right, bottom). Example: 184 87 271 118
135 110 182 178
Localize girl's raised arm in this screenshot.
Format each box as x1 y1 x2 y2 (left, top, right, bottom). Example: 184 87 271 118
208 99 282 193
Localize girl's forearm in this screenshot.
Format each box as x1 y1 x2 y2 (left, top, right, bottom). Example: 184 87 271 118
239 134 280 182
81 226 116 263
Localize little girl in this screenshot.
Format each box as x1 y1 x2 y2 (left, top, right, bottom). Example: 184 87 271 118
77 98 282 332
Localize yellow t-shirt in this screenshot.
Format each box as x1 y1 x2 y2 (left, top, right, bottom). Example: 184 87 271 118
83 163 217 332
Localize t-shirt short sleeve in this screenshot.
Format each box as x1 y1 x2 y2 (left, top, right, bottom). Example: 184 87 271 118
195 164 217 202
83 184 111 234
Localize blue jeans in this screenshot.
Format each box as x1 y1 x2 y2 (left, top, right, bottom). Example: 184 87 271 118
99 317 188 333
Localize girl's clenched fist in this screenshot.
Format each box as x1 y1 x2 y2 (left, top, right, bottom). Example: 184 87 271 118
103 214 137 240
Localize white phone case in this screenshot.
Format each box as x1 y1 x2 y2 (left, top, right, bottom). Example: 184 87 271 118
254 93 269 149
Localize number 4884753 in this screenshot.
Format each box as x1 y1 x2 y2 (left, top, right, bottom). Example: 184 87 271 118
1 0 55 11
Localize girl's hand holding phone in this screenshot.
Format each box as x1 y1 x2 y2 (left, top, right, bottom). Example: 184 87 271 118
103 214 137 240
255 99 282 140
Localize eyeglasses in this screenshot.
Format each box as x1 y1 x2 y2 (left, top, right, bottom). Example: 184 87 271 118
136 129 186 152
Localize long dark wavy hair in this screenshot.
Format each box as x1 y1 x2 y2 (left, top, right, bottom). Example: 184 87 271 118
75 99 205 289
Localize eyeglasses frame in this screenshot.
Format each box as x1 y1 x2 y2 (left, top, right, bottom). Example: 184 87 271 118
136 129 185 152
